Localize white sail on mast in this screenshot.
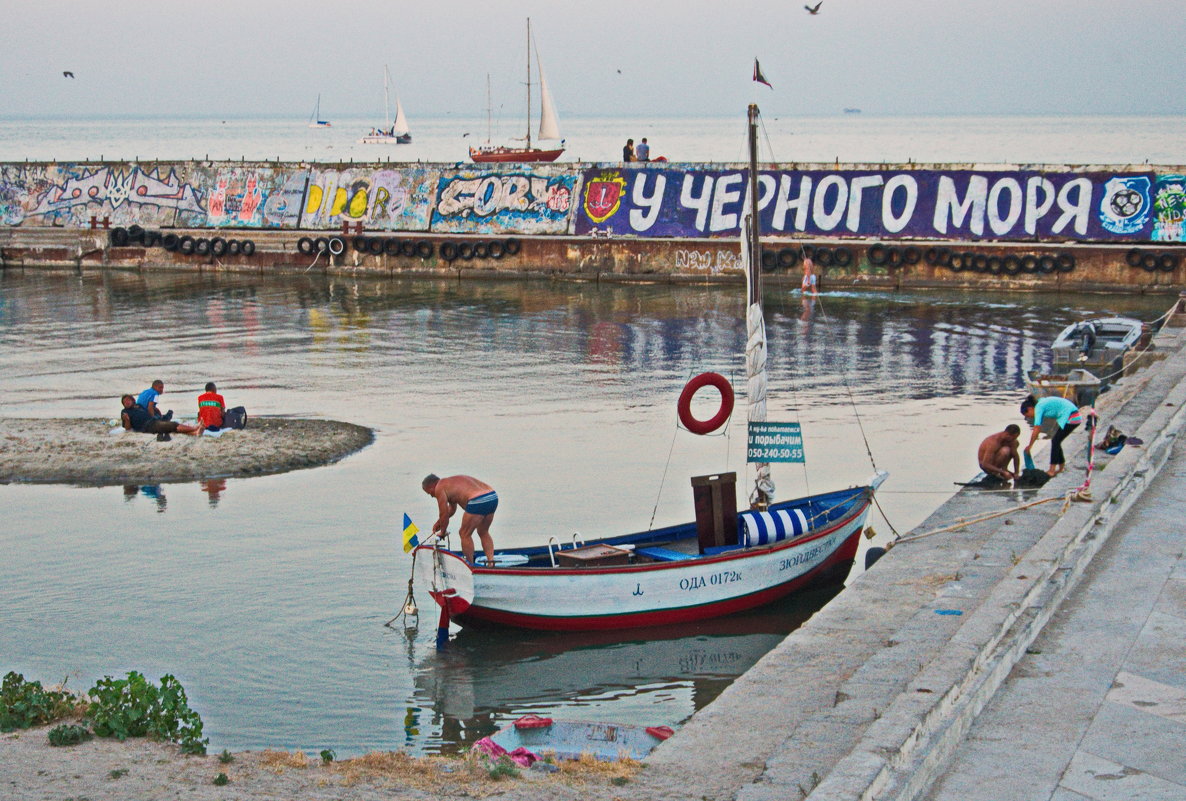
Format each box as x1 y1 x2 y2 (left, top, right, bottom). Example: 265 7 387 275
393 96 410 136
536 53 561 141
529 22 562 142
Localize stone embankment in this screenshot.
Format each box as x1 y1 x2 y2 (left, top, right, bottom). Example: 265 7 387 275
636 295 1186 800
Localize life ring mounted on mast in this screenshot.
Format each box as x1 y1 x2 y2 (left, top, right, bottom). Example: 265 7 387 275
677 372 735 435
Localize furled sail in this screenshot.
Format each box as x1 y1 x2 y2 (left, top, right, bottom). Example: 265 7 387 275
741 197 774 505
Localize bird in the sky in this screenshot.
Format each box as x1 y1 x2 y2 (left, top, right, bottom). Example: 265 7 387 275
805 2 822 13
62 71 74 78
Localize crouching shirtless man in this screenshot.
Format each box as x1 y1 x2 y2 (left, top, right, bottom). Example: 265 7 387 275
978 424 1021 482
422 473 498 566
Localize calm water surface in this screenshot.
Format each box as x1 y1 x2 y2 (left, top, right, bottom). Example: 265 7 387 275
1 114 1183 165
0 269 1173 754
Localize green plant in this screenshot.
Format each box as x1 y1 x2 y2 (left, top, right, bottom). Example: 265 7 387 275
213 772 229 786
1 672 80 732
611 776 630 786
87 671 208 755
487 755 521 780
218 749 235 764
320 749 336 763
47 723 93 746
108 768 128 779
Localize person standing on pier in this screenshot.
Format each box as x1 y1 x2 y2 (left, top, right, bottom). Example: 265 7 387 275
1020 395 1082 477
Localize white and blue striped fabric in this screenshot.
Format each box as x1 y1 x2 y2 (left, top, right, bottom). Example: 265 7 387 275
739 507 811 547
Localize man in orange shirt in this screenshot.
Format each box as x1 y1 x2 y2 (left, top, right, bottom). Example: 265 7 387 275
197 382 226 431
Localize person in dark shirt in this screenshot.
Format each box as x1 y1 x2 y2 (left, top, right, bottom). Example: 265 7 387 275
622 138 634 162
120 395 202 439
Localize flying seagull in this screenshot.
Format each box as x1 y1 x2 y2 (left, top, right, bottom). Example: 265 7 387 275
805 2 822 13
62 71 74 78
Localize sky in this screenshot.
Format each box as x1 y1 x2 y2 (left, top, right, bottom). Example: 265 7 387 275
1 0 1183 120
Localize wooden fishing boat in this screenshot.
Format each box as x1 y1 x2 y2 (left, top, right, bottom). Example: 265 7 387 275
469 18 564 163
414 103 886 632
1025 368 1103 408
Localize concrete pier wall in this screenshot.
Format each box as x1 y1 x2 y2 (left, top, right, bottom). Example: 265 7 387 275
2 159 1183 290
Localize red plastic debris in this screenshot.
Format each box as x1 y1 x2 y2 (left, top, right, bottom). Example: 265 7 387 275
513 714 554 729
645 725 674 740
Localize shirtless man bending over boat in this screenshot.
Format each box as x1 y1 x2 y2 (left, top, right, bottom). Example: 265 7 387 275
422 474 498 566
977 424 1021 482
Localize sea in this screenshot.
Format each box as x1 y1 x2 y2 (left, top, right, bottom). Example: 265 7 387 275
1 114 1182 758
1 113 1184 165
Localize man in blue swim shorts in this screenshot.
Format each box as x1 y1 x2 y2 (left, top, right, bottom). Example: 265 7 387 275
422 473 499 566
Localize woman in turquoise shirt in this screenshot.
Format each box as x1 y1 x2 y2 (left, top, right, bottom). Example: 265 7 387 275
1020 395 1083 477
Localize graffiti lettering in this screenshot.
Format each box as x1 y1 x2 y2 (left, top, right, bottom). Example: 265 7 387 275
673 249 742 275
576 167 1150 241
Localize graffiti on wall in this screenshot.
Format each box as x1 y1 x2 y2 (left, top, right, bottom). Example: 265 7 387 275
574 166 1158 242
1152 175 1186 242
430 170 576 234
302 167 436 230
29 165 204 226
196 168 304 228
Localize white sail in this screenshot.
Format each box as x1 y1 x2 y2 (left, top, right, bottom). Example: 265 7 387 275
741 170 775 504
537 61 561 141
393 96 410 136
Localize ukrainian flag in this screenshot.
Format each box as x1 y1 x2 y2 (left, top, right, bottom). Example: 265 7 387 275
402 514 420 553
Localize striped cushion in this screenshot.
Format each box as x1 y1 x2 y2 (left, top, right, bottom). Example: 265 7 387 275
739 508 810 547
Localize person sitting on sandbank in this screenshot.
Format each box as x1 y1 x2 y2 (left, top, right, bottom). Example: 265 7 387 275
121 394 203 441
136 379 172 421
197 382 227 431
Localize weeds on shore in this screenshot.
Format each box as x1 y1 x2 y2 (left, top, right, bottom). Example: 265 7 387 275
2 670 207 755
1 672 86 732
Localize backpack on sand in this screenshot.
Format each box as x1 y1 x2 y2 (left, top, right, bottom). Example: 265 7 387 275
223 406 248 429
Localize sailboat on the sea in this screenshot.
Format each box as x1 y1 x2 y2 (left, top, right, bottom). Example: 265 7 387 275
307 94 331 128
359 65 412 145
469 18 564 163
414 104 886 632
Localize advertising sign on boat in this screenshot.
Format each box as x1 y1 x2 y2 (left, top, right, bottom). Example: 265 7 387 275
747 422 805 463
574 167 1158 242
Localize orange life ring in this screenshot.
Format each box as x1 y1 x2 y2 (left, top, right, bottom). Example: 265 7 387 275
678 372 734 435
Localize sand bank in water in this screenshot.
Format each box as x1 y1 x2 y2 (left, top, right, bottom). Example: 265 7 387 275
0 418 374 485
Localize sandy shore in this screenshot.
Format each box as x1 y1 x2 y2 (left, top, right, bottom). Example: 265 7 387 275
0 417 374 485
0 725 641 801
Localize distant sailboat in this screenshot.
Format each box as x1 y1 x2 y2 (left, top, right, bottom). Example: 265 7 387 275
307 94 331 128
470 18 564 163
359 65 412 145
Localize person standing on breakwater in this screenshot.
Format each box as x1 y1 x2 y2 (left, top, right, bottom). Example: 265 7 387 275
978 424 1021 482
1020 395 1082 477
422 473 498 566
622 138 634 162
197 381 226 431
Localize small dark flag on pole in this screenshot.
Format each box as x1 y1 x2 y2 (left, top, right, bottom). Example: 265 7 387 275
753 59 772 89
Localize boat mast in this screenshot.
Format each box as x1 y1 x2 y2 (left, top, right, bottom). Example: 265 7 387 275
485 73 492 144
525 18 533 150
383 65 392 131
745 103 773 508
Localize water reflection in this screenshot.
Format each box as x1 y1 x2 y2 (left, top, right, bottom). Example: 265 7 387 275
124 484 167 512
201 479 227 508
402 587 838 754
